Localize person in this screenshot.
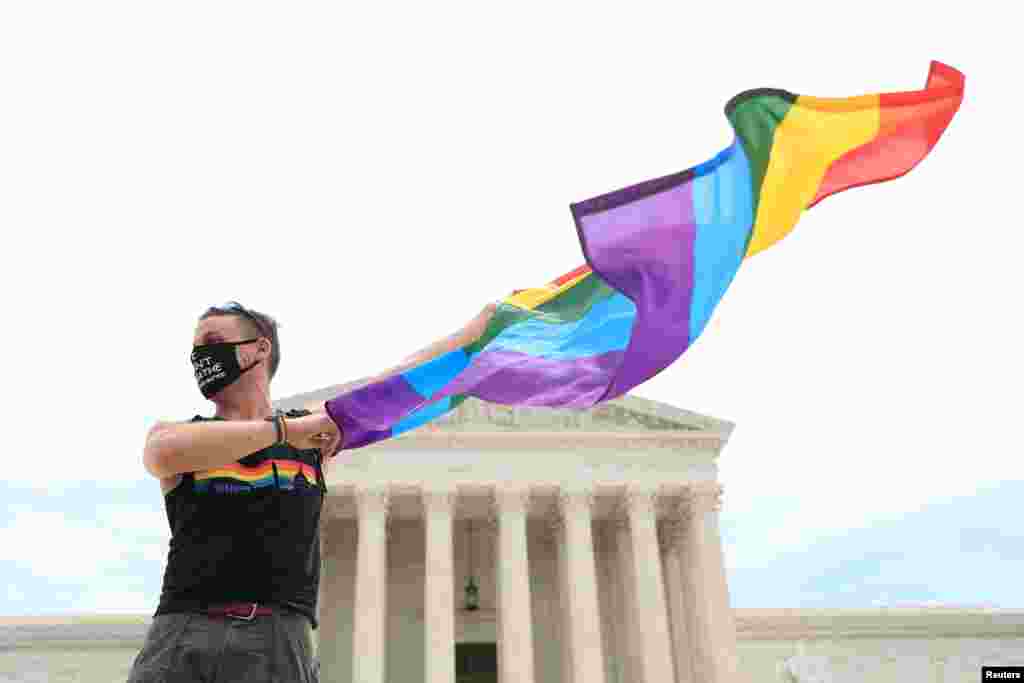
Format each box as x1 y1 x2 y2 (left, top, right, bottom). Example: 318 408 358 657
127 300 495 683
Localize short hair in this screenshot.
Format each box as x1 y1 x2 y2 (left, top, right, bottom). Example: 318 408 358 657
199 303 281 382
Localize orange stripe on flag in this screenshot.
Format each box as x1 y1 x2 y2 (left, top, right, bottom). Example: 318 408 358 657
505 267 593 311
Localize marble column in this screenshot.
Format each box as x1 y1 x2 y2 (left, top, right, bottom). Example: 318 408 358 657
493 487 536 683
546 510 574 683
594 524 619 683
352 487 390 683
558 488 607 683
624 487 676 683
680 483 742 683
613 509 639 683
659 512 695 683
317 513 356 683
423 487 457 683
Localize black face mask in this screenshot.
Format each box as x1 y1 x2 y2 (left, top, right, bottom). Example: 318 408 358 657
191 338 263 399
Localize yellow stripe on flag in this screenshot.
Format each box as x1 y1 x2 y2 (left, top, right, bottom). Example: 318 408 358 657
504 270 592 310
746 94 881 257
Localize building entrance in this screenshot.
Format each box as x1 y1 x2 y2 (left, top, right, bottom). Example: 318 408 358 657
455 642 497 683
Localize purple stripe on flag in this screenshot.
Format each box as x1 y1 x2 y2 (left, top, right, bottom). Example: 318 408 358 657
325 374 424 450
434 348 626 408
571 177 697 400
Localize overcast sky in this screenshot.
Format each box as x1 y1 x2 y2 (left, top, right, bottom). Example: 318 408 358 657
1 1 1019 615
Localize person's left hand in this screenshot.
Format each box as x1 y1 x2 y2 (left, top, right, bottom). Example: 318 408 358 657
455 303 497 345
291 411 342 461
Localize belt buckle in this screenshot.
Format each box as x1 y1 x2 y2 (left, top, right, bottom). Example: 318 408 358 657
229 603 258 621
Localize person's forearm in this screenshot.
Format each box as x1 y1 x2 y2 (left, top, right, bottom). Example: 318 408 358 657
145 419 280 478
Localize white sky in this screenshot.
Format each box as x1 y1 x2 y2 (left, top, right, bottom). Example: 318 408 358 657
1 1 1019 579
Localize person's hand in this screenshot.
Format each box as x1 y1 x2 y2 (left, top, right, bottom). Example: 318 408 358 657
285 412 342 461
455 303 497 346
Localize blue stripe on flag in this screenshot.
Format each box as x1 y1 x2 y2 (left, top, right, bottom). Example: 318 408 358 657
690 140 753 342
401 349 470 399
392 396 453 436
484 292 636 360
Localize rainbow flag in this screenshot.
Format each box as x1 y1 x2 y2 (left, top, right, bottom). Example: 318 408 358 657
325 61 965 450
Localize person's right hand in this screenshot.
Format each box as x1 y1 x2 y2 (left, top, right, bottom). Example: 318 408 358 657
285 412 342 460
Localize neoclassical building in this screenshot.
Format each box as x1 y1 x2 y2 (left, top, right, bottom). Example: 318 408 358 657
276 386 742 683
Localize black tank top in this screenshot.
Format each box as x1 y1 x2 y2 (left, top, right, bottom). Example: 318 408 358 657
154 409 327 629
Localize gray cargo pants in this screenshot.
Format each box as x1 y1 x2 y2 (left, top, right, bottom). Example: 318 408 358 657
126 610 319 682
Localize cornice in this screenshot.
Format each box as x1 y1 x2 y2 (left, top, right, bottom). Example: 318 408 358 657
369 430 723 451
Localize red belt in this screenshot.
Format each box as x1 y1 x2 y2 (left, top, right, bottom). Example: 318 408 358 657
205 602 273 620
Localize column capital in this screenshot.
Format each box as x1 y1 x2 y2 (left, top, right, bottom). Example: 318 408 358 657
622 485 659 518
607 485 659 530
489 487 532 532
355 486 392 516
539 496 565 545
422 486 458 515
684 482 724 516
476 487 499 533
652 486 692 550
557 487 597 517
493 486 533 517
608 490 630 531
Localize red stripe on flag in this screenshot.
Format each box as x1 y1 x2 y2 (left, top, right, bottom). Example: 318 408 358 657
809 61 965 208
550 264 591 287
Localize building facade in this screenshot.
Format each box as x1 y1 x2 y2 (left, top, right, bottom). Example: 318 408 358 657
275 388 741 683
270 387 1024 683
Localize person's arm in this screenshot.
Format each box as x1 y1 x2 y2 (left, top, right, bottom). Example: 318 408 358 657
301 304 499 456
366 333 464 384
143 414 327 478
366 303 497 384
298 336 464 420
143 419 279 479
